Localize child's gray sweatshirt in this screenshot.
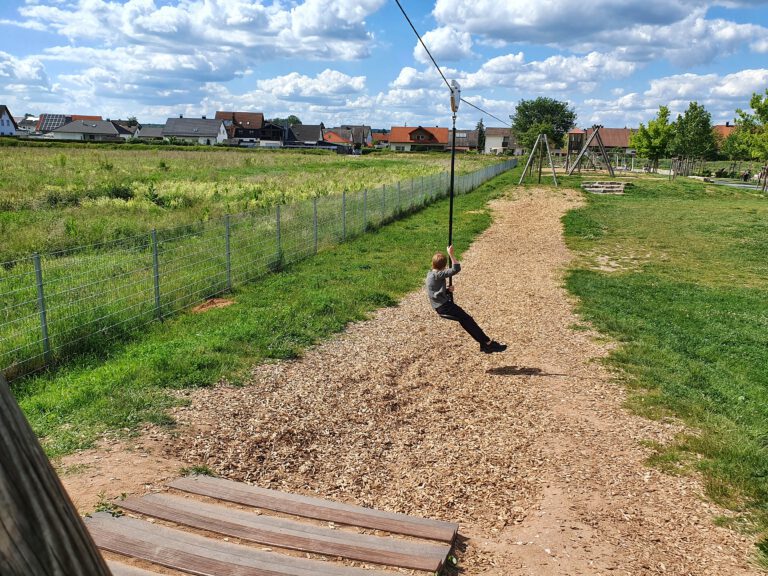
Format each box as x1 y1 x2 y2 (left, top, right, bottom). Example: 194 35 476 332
425 263 461 309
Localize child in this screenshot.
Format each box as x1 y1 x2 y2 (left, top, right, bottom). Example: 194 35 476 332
426 245 507 353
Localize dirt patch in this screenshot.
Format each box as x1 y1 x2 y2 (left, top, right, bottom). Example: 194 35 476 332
191 297 235 313
59 186 760 574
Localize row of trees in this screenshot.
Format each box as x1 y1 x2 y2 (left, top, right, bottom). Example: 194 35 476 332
631 91 768 169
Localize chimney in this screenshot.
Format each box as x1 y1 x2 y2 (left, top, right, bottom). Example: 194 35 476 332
179 114 183 118
202 115 206 119
726 121 730 127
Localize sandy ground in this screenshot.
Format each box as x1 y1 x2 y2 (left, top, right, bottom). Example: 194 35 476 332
58 186 761 575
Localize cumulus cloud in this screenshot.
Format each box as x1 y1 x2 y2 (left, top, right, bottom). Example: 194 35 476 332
432 1 768 68
583 69 768 125
414 26 474 63
462 51 636 94
257 69 366 105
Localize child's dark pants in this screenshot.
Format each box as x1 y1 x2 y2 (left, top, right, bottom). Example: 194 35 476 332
435 301 489 344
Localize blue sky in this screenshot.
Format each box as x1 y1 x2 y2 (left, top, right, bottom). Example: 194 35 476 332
1 0 767 130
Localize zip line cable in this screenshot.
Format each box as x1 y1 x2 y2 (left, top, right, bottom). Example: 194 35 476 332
393 0 452 91
460 98 511 127
393 1 511 128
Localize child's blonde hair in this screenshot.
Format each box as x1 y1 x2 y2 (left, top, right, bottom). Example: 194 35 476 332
432 252 447 270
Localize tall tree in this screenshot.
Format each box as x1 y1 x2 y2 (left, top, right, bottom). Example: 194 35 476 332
269 115 302 126
476 118 486 153
669 101 717 159
732 89 768 161
629 105 674 172
511 97 576 150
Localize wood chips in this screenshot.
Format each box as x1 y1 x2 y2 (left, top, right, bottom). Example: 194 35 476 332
62 186 761 575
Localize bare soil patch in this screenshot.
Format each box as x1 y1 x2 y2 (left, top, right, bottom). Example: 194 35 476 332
58 186 760 574
191 297 235 313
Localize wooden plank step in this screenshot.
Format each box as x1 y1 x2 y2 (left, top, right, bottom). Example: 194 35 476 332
87 512 393 576
107 561 166 575
119 493 450 572
169 476 458 543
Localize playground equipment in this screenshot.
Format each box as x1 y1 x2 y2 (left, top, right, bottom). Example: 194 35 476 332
519 133 558 186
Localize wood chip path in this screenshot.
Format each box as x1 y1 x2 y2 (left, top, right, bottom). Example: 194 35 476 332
62 186 760 575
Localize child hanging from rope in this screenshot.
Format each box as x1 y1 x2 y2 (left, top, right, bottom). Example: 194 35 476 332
426 245 507 353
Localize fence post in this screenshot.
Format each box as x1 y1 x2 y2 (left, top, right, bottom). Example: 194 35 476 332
342 192 347 241
397 181 401 214
151 229 161 320
32 253 51 364
381 184 386 221
225 214 231 291
0 372 113 576
363 189 367 231
313 197 318 254
276 205 282 260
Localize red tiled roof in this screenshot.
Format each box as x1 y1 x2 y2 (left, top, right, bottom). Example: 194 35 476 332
323 130 352 144
372 133 390 142
389 126 449 145
585 127 634 148
713 124 736 140
71 115 103 121
215 111 264 129
485 127 512 137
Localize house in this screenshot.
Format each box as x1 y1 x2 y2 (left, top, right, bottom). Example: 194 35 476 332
285 124 326 147
109 120 140 140
49 119 123 142
215 111 283 147
337 125 373 148
388 126 449 152
484 127 522 155
713 122 736 148
0 105 18 136
15 114 39 135
323 129 354 147
452 129 479 151
372 130 390 148
162 116 228 145
135 125 164 141
568 127 636 154
36 114 102 133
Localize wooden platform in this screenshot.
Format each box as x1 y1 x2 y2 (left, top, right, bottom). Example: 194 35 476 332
581 181 631 194
86 476 458 575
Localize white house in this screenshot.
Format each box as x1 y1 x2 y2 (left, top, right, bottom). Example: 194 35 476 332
0 105 18 136
162 117 228 145
49 120 122 141
484 127 523 155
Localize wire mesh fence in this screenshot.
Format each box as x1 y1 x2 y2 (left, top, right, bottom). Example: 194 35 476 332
0 159 516 381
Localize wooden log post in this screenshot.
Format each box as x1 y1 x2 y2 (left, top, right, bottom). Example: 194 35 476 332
0 372 112 575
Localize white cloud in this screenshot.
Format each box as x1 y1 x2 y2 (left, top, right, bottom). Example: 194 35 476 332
462 51 635 93
582 69 768 125
257 69 366 104
415 26 474 64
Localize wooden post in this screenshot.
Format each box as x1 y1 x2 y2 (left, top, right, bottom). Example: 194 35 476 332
0 372 112 575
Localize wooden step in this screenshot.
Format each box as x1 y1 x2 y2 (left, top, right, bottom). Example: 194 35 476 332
169 475 458 543
119 492 450 572
107 561 166 576
87 512 393 576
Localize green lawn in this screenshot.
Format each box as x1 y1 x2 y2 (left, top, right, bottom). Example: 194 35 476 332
562 175 768 565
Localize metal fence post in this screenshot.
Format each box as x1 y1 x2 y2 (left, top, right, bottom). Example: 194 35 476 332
225 214 232 291
32 253 51 364
151 229 161 320
313 197 318 254
276 205 281 259
342 192 347 241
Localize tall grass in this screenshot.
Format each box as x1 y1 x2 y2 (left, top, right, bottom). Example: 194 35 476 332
0 145 500 261
563 176 768 565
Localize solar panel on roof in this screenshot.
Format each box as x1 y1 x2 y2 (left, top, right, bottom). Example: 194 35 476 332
39 114 68 132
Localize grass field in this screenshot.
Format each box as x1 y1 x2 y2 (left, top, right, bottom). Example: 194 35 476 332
562 174 768 565
11 168 516 459
0 143 500 262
